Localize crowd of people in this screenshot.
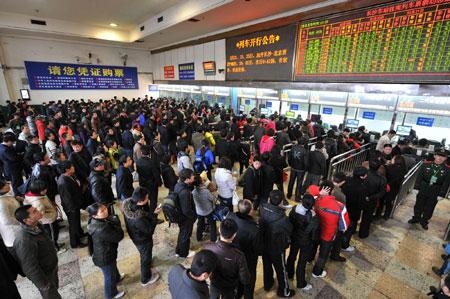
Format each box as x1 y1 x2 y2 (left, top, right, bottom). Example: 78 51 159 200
0 97 449 299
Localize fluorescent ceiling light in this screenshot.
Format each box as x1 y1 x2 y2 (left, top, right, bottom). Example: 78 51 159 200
109 23 118 27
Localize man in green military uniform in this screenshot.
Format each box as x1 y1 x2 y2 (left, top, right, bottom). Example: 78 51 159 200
408 149 450 230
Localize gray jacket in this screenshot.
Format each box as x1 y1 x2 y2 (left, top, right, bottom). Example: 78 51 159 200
192 185 215 216
169 264 210 299
13 223 58 289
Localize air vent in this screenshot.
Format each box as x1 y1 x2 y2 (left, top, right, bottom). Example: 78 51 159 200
134 40 144 43
157 16 163 23
188 18 200 22
140 25 145 31
30 19 47 26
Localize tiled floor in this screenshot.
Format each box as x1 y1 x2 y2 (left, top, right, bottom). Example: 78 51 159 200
16 179 449 299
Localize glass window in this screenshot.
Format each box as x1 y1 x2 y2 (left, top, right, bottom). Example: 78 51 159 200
403 113 450 144
357 109 394 133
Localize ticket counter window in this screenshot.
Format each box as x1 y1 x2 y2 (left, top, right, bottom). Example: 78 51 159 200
240 98 257 114
260 100 280 115
319 106 345 128
357 110 394 134
402 113 450 145
280 102 307 120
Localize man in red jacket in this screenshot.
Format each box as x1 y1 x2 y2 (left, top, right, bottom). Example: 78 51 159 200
309 181 350 278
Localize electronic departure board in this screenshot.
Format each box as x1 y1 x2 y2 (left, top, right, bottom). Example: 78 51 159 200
294 0 450 83
226 25 297 81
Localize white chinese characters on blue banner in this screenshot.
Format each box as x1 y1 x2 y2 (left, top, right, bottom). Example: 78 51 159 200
25 61 138 90
178 63 195 80
416 117 434 127
362 111 376 120
322 107 333 115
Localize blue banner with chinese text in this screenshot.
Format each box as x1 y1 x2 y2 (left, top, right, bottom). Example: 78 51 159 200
25 61 138 90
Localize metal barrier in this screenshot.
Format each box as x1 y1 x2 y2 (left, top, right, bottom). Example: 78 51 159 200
389 160 423 218
326 143 373 180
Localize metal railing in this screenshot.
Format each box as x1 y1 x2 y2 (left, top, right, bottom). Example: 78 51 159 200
326 143 373 180
389 160 423 218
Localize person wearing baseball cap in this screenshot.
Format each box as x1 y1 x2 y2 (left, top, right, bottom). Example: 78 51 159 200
408 148 450 230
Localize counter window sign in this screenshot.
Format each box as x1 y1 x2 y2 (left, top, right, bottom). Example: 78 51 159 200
362 111 376 120
266 101 272 108
322 107 333 114
416 117 434 127
290 104 299 111
245 99 251 105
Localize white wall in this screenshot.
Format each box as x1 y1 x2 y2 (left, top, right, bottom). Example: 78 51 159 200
0 35 153 104
152 39 226 81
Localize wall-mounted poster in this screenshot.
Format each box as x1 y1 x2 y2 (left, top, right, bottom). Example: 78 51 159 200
179 63 195 80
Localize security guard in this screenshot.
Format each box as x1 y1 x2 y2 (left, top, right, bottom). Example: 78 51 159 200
408 149 450 230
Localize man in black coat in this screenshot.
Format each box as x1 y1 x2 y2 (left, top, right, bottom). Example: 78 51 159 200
135 145 162 209
69 140 91 187
86 130 100 157
87 203 125 299
259 190 295 298
24 135 42 178
301 142 327 195
174 168 196 258
0 133 23 196
359 159 386 238
115 155 134 201
57 161 87 248
286 194 319 291
287 137 308 200
257 152 275 210
88 158 115 206
168 250 218 299
203 218 251 299
13 205 61 299
242 157 262 204
227 199 262 299
122 187 161 286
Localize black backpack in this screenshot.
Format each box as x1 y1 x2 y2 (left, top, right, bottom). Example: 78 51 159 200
162 192 182 225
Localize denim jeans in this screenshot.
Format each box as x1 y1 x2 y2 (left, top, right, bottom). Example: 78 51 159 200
99 262 120 299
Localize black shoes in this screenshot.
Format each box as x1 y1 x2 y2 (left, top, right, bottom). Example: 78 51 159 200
330 255 347 262
408 218 419 224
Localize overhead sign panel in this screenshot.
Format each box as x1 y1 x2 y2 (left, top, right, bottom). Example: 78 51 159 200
179 63 195 80
226 24 297 81
25 61 138 89
294 0 450 83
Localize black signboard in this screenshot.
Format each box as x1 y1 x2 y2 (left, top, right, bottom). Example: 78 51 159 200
294 0 450 83
226 25 297 81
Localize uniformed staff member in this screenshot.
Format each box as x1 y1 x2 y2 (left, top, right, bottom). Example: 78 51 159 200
408 149 450 230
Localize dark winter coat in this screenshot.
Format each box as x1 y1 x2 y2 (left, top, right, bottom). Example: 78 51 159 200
115 165 134 200
122 198 156 245
13 224 58 289
88 216 124 267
